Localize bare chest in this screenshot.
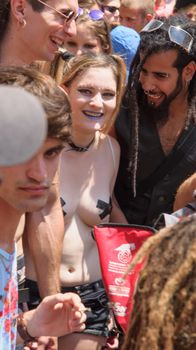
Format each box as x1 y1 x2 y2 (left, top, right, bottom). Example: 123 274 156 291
157 119 185 155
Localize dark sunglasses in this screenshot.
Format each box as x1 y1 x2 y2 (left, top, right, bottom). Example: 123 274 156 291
102 5 119 14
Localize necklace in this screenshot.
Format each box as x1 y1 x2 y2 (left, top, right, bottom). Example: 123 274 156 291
68 137 95 152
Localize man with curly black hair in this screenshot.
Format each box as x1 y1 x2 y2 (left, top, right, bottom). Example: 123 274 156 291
114 14 196 226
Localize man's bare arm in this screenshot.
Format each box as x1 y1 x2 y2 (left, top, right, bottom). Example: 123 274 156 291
23 176 64 297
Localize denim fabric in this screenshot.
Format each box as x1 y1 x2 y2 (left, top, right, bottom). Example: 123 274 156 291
61 280 111 337
25 279 111 337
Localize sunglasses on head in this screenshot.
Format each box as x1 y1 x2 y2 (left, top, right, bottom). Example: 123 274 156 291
102 5 119 14
141 19 193 53
78 8 104 20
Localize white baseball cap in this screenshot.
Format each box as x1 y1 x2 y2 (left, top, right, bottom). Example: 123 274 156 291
0 85 47 166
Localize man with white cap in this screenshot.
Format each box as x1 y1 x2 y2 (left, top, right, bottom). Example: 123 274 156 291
0 85 86 350
0 86 47 169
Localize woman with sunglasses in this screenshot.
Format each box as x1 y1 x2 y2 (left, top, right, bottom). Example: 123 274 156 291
58 52 127 350
0 0 78 65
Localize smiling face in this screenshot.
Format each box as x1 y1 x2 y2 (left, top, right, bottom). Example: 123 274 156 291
66 67 117 133
0 138 63 213
17 0 78 62
64 22 103 55
138 50 187 122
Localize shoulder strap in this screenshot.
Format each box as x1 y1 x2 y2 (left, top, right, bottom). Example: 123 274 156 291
137 124 196 195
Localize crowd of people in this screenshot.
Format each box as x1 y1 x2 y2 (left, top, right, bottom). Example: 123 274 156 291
0 0 195 349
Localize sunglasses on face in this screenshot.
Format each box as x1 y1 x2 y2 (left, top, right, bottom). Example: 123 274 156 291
78 8 104 20
36 0 79 23
141 19 194 53
102 5 119 14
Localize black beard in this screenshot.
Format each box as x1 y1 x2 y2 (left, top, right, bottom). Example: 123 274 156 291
138 73 183 125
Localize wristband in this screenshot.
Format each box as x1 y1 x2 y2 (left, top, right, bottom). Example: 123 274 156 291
17 313 37 342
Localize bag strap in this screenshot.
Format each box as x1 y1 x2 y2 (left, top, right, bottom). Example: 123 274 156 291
137 124 196 195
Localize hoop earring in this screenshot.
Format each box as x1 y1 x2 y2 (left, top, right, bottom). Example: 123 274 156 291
19 18 27 28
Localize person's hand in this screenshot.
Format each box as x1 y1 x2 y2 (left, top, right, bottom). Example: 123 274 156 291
24 336 57 350
24 293 86 338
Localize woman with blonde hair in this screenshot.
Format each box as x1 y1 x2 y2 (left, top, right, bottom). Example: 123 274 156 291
58 52 127 349
25 52 127 350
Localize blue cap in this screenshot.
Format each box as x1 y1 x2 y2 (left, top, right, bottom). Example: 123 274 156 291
110 25 140 80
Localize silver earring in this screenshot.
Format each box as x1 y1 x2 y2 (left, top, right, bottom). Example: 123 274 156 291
19 18 27 28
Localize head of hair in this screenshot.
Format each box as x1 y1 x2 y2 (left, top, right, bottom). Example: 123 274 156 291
0 65 71 142
121 0 155 17
79 0 100 10
125 14 196 195
122 214 196 350
62 52 126 134
76 13 112 54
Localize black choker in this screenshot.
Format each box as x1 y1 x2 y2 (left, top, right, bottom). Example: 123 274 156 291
68 137 95 152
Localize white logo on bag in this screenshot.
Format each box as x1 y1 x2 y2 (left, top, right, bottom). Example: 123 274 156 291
115 243 136 263
115 277 125 286
113 302 127 316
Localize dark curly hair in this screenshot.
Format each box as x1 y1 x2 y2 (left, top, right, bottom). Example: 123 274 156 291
125 15 196 196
